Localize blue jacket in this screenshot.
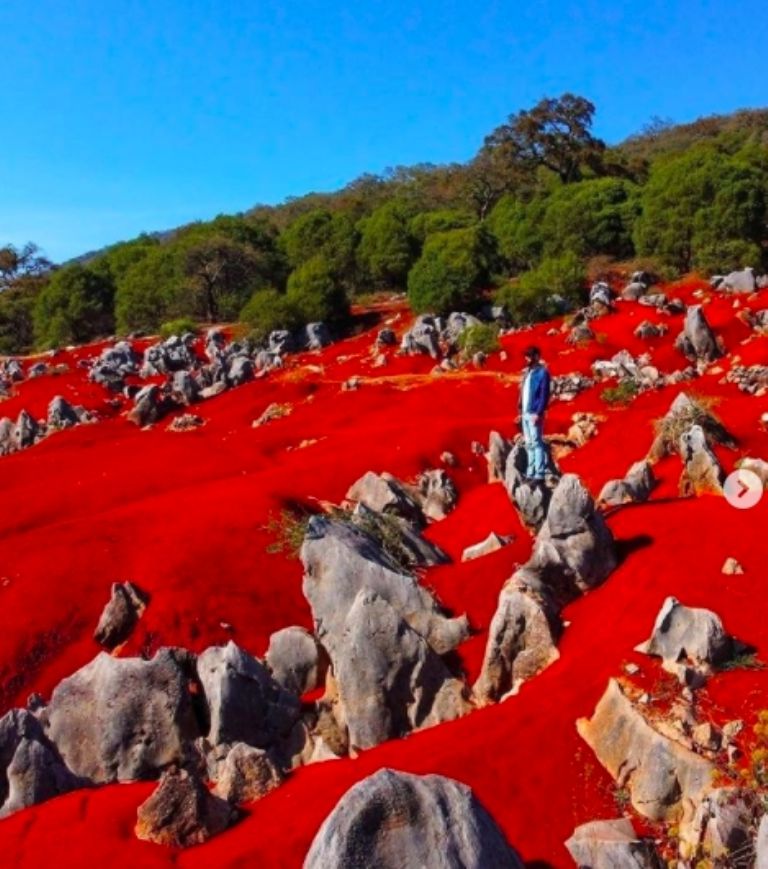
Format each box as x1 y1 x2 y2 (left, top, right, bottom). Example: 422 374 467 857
520 363 551 415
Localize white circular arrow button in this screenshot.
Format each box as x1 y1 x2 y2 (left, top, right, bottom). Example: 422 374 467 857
724 469 764 510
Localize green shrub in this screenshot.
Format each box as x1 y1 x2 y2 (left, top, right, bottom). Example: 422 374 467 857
407 226 497 315
285 256 350 328
34 264 114 348
601 380 639 405
159 317 198 338
240 288 302 342
457 322 501 356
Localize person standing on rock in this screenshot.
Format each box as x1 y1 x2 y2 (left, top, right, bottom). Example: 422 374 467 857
519 345 551 481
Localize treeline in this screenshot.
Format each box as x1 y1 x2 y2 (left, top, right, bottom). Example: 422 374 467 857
2 96 768 355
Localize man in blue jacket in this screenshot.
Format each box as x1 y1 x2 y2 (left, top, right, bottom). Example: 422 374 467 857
519 345 551 481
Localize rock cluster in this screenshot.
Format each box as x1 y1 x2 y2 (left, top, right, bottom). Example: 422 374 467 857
475 474 616 702
0 396 93 457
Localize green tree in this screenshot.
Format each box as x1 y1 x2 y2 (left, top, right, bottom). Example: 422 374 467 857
240 288 302 340
634 145 768 272
539 178 639 260
482 93 606 185
408 209 476 243
0 286 38 354
285 255 350 328
356 202 417 289
0 242 51 289
494 252 586 325
407 226 497 315
487 195 547 272
33 264 114 348
115 245 185 334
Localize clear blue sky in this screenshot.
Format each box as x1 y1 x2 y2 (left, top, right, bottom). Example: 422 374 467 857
2 0 767 263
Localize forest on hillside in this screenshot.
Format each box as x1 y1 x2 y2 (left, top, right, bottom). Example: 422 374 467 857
2 95 768 355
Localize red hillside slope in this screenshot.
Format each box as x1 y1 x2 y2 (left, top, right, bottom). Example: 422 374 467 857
1 279 767 867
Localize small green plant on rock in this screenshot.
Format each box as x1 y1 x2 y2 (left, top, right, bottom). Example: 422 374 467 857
457 323 501 357
601 380 639 405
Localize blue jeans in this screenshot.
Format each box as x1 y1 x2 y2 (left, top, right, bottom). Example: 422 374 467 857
522 413 546 479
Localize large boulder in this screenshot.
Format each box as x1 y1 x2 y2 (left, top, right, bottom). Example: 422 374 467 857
265 626 326 696
13 409 39 449
301 516 468 659
226 355 254 387
566 818 662 869
171 370 200 405
577 679 715 822
400 316 441 358
331 590 468 750
0 709 83 817
135 766 236 847
0 418 14 456
635 597 735 682
473 578 560 703
43 648 200 783
721 267 757 293
675 305 722 363
93 581 148 650
503 442 554 530
304 768 524 869
127 384 164 427
526 474 617 604
47 396 83 430
196 642 300 748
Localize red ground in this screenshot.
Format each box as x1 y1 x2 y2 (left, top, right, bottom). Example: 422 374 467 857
1 282 767 867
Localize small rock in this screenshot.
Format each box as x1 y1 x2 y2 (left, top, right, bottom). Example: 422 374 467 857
135 767 236 847
722 557 744 575
461 532 512 562
93 582 148 650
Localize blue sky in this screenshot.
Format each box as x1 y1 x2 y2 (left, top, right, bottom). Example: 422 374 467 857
2 0 767 262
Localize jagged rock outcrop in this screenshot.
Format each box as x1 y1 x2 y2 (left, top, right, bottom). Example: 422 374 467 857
345 471 424 527
14 410 40 449
475 475 615 701
196 642 300 748
577 679 715 822
598 460 656 506
302 322 331 350
473 577 560 703
265 626 327 696
634 320 667 339
679 424 725 495
623 280 650 301
212 742 283 803
127 384 164 427
635 597 736 682
415 469 458 520
301 517 469 750
135 766 236 847
400 316 441 358
648 392 736 462
679 787 756 865
503 442 555 530
351 503 449 568
301 517 467 658
171 370 200 405
0 709 83 817
141 335 197 377
487 431 512 482
47 396 86 429
226 355 254 387
0 418 14 455
462 532 512 562
565 818 662 869
675 305 722 363
719 267 757 293
590 281 613 308
93 581 148 650
304 768 524 869
43 648 200 783
331 590 468 750
89 341 139 389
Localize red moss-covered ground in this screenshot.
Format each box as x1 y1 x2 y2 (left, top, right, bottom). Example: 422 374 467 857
1 282 768 867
